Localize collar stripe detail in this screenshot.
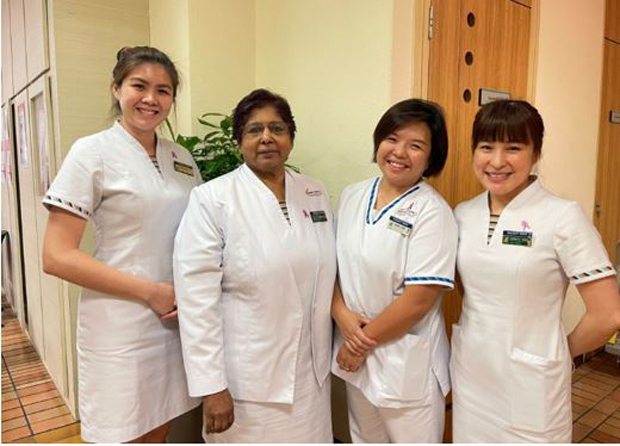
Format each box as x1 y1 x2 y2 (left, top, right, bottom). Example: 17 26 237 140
365 177 420 225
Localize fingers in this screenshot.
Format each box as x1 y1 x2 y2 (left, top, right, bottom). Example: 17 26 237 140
160 309 178 321
204 390 235 434
354 328 378 349
345 339 365 357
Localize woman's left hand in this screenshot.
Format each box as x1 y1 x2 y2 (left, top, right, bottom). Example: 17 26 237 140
336 344 366 373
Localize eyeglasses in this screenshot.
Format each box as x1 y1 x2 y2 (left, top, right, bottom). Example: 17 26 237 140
243 122 289 137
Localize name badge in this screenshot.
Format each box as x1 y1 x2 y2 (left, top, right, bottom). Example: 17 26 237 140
502 230 533 247
388 215 412 236
310 210 328 223
174 161 195 176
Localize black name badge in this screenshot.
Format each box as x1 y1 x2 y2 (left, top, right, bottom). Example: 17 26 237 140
388 215 413 236
174 161 194 176
502 230 533 247
310 210 328 223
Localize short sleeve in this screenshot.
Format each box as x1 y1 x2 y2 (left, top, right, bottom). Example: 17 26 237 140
42 139 102 219
554 202 616 285
403 200 458 289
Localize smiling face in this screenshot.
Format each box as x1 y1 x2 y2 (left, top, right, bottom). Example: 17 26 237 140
473 140 537 209
240 106 293 179
112 62 173 140
376 121 431 194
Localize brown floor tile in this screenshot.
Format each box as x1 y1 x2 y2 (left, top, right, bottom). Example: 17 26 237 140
590 372 620 386
2 407 25 422
17 381 58 398
574 402 589 421
2 398 21 411
608 389 620 402
574 381 614 398
1 426 32 442
579 377 617 391
574 394 599 408
15 377 52 390
574 387 606 403
20 389 60 406
27 405 71 424
31 413 75 435
590 429 620 443
597 421 620 438
11 435 36 443
595 398 620 415
1 415 27 432
2 347 35 358
61 434 86 443
573 422 594 442
24 397 65 415
579 409 610 428
32 422 80 443
605 416 620 429
581 437 600 442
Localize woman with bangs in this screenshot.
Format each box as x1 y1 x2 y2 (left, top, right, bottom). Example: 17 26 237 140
451 100 620 442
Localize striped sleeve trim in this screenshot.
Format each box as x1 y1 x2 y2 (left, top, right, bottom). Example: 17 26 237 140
571 266 616 282
43 195 92 218
404 276 455 287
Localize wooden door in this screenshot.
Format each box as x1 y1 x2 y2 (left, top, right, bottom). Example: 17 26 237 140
427 0 534 335
594 2 620 265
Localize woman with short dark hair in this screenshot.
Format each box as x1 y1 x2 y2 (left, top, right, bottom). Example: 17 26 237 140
173 88 336 442
451 99 620 442
331 98 457 442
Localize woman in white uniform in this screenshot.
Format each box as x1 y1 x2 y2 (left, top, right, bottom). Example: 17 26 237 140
42 46 201 443
173 89 337 442
451 100 620 442
332 99 457 443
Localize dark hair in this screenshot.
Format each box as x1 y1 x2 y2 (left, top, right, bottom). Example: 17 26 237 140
232 89 297 144
372 98 448 177
111 46 180 114
472 100 544 158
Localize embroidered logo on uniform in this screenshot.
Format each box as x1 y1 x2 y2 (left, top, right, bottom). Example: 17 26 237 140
303 210 310 218
174 161 194 176
172 151 178 159
395 202 416 219
502 230 533 247
388 215 413 236
310 210 328 223
521 220 531 231
305 188 322 197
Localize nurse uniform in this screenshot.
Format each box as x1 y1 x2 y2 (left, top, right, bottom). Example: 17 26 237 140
332 177 458 443
173 164 337 443
452 178 616 442
43 122 201 443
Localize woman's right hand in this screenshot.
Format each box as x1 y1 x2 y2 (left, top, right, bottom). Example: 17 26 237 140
334 306 377 356
144 282 176 316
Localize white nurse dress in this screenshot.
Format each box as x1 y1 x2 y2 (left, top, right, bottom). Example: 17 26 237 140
43 122 201 443
452 178 616 443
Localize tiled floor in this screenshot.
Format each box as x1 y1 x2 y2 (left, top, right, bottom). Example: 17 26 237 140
2 294 620 443
1 302 82 443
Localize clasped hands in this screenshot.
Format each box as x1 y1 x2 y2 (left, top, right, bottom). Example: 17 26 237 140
335 308 377 373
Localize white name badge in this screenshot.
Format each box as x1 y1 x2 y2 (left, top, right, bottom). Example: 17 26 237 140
388 215 412 236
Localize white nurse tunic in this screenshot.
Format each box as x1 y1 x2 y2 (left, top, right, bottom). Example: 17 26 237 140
332 177 457 440
173 164 337 442
43 122 201 443
452 178 616 443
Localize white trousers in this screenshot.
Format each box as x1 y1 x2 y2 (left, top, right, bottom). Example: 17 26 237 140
346 378 444 443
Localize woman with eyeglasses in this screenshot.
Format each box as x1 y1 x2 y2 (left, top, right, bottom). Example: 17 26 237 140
173 88 337 442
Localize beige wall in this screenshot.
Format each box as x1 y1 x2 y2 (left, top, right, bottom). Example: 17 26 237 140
533 0 605 332
255 0 397 199
149 0 255 138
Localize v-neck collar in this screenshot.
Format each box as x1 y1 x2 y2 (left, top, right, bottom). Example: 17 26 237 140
365 176 421 225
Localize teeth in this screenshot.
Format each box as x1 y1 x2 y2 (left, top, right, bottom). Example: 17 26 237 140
388 160 407 168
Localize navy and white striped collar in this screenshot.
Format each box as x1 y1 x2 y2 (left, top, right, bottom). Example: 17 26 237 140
365 177 421 225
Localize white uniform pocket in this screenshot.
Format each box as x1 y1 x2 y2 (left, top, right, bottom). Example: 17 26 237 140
380 333 431 402
509 347 568 433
